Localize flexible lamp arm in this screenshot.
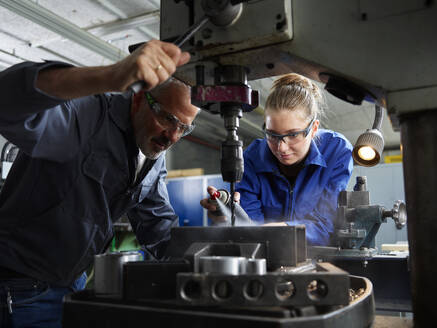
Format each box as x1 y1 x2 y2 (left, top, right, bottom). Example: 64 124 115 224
372 105 383 131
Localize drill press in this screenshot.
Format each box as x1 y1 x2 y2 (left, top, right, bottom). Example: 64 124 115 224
187 1 259 224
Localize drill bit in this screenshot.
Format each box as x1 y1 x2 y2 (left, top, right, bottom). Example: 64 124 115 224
230 182 236 226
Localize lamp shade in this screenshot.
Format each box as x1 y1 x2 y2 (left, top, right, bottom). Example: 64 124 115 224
353 129 384 167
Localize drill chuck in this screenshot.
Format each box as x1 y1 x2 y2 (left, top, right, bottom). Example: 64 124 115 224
221 138 243 182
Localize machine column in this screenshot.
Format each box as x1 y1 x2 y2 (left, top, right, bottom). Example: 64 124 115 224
400 109 437 326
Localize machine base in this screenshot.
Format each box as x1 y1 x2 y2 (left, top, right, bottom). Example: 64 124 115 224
63 275 374 328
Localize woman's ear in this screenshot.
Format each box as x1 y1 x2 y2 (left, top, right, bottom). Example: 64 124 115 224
311 119 320 138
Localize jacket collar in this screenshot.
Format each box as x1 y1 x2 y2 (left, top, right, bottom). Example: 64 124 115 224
108 92 132 132
107 92 139 162
254 137 327 173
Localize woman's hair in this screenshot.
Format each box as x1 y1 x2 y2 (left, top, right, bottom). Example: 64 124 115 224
265 73 324 122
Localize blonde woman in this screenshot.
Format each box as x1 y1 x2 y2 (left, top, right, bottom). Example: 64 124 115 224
202 73 353 245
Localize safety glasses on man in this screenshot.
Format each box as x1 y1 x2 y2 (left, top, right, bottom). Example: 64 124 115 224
145 92 195 137
264 117 315 145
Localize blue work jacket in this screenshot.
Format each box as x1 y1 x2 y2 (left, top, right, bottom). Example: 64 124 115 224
236 130 353 246
0 61 178 286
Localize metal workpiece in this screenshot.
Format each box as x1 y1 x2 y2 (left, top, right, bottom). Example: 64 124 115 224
196 256 267 276
401 109 437 326
197 256 267 276
246 258 267 275
198 256 248 275
94 251 142 298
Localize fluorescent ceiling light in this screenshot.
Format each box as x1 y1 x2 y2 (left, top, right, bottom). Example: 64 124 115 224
87 11 160 37
93 0 158 39
0 0 128 62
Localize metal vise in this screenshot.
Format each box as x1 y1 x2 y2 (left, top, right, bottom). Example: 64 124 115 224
334 176 407 249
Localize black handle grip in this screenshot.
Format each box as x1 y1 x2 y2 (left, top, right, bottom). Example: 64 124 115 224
128 42 145 54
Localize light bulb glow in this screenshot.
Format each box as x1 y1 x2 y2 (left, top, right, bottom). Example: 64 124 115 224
358 146 376 161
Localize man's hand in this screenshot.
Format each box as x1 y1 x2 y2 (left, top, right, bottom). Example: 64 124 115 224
36 40 190 99
200 185 241 224
111 40 190 92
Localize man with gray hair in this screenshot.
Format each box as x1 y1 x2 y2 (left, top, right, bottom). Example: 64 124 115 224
0 39 199 327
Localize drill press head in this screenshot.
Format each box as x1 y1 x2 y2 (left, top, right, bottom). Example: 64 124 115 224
191 65 258 183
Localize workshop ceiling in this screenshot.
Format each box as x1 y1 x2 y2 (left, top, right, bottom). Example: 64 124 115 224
0 0 400 151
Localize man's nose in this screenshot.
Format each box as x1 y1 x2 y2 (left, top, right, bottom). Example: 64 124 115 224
163 128 180 144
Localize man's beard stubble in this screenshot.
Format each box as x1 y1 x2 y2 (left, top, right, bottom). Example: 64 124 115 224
141 135 172 159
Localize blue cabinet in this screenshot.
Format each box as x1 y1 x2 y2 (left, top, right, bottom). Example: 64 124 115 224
166 174 230 227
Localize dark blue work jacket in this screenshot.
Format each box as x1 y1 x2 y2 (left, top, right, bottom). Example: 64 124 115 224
0 62 178 286
236 130 353 246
